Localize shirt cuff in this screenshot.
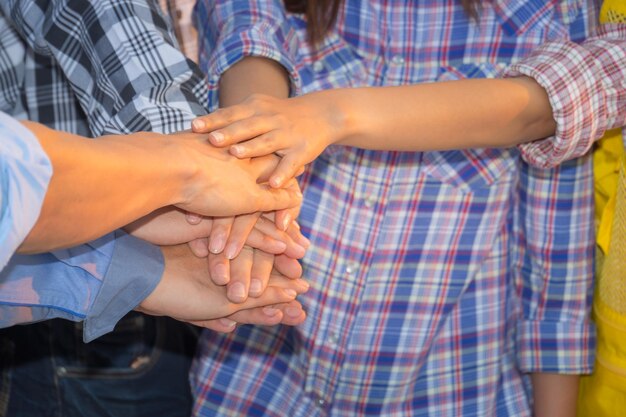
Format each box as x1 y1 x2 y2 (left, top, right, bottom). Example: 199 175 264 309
516 319 596 374
82 230 164 342
204 26 303 112
503 40 608 168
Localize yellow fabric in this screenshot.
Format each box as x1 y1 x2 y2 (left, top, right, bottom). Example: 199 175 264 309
594 129 623 254
577 2 626 415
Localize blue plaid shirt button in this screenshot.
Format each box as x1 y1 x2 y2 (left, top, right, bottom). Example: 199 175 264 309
345 262 358 275
390 55 405 65
313 61 324 72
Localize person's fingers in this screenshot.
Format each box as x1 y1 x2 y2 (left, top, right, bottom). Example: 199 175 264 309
252 183 303 213
274 254 303 279
245 228 288 254
223 212 260 260
208 251 231 285
185 212 203 225
265 275 308 293
189 317 240 332
249 153 281 183
191 105 253 134
275 201 301 232
188 238 209 257
209 217 234 254
227 246 254 303
249 250 274 297
278 300 308 326
229 131 285 159
253 215 305 259
273 179 303 232
231 300 306 326
284 219 310 250
269 153 305 188
274 208 293 232
186 299 307 330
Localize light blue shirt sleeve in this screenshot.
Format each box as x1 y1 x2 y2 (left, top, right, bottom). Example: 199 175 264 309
0 230 164 342
0 111 52 270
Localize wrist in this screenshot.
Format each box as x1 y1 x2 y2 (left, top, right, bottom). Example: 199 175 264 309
325 89 365 147
312 89 355 147
157 135 204 209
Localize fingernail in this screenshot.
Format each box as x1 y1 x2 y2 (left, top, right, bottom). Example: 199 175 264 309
298 236 311 249
213 263 229 285
210 131 224 144
274 241 287 253
249 279 262 295
262 306 279 316
192 119 205 130
230 145 243 156
219 318 236 329
298 280 310 292
209 234 226 254
229 282 246 301
281 214 292 231
186 212 202 224
271 175 283 188
284 289 297 298
293 221 301 230
225 243 238 260
286 306 302 317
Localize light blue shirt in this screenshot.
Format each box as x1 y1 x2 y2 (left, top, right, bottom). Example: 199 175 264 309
0 111 51 269
0 112 163 341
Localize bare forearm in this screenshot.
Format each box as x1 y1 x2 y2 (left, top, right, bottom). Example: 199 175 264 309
19 121 186 253
329 76 556 150
531 373 580 417
219 57 290 105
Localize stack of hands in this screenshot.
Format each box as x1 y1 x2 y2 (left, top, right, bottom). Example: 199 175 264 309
124 108 319 333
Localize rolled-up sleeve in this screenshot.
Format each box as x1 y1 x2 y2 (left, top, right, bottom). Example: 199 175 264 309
0 111 51 270
195 0 304 111
503 23 626 168
514 155 596 373
0 231 163 342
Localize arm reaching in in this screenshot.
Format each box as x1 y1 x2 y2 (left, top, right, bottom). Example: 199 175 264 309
191 76 555 187
18 122 302 254
137 243 308 328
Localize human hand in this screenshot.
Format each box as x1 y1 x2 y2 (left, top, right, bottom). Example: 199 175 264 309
192 299 307 332
187 209 309 259
124 207 213 245
201 212 308 300
191 93 337 187
137 244 309 327
168 130 303 215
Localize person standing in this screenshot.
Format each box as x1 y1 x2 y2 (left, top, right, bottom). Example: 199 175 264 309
187 0 625 415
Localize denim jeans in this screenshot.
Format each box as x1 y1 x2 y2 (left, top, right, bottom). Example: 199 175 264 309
0 313 197 417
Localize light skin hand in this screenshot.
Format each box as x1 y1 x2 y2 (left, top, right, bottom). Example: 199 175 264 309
191 299 308 332
124 207 213 245
187 208 309 260
192 76 558 190
205 213 308 293
210 245 304 304
137 244 309 327
170 130 303 215
191 94 335 188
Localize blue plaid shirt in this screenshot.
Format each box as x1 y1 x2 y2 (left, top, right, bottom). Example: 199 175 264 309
188 0 624 415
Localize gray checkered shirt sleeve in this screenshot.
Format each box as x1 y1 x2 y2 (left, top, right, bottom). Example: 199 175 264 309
1 0 208 135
